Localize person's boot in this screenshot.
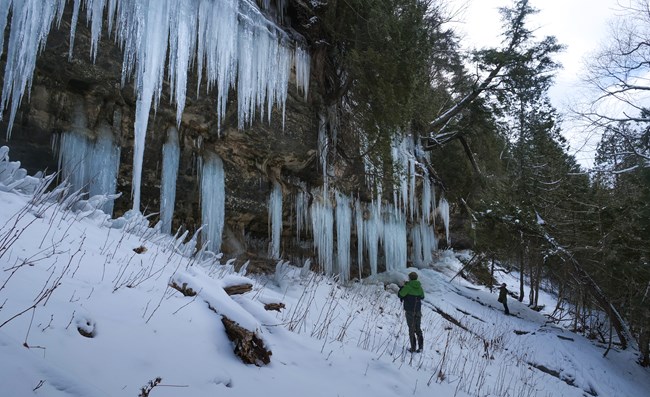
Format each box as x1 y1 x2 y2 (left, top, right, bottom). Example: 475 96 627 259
408 334 417 352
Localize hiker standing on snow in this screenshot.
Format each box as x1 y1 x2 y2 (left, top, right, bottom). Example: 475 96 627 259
398 271 425 352
498 283 510 315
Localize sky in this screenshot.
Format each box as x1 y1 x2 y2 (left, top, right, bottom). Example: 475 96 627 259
2 147 649 397
448 0 619 167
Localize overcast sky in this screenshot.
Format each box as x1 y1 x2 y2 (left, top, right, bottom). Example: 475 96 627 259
447 0 619 167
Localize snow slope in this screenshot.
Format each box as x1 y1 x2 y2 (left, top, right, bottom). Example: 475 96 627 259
1 155 649 397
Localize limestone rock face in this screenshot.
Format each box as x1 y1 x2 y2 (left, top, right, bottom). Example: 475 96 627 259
0 6 322 268
0 4 468 274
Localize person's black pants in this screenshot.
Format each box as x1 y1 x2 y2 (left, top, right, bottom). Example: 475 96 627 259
405 311 423 350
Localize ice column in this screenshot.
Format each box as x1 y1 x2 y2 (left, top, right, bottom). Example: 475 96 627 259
391 135 417 219
200 152 225 253
58 132 89 196
311 193 334 275
268 181 282 259
355 198 364 278
363 199 383 275
88 125 121 215
412 220 435 266
160 127 180 234
58 126 120 215
295 190 310 241
317 112 328 190
382 204 407 271
438 197 450 246
335 191 351 282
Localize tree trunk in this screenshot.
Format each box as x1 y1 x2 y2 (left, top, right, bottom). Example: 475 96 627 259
519 231 525 302
541 228 633 350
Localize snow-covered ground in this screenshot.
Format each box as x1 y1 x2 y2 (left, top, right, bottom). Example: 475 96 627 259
1 149 649 397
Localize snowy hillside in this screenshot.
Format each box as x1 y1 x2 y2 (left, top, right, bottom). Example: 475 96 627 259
1 150 649 397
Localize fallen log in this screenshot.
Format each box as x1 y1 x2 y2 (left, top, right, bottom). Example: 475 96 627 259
264 303 285 312
224 283 253 295
221 316 272 366
169 281 197 297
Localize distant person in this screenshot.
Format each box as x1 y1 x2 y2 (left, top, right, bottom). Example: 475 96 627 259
398 271 425 353
498 283 510 315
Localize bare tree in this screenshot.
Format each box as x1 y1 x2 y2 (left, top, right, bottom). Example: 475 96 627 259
577 0 650 170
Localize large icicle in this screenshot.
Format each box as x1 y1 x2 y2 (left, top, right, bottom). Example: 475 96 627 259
438 197 450 247
88 124 121 215
335 191 351 282
355 198 364 279
382 204 407 271
200 152 225 253
295 46 310 100
391 135 416 219
311 192 334 276
57 129 121 215
57 102 120 215
131 0 173 212
160 127 180 234
412 220 435 267
268 181 282 259
317 112 328 190
295 189 310 241
363 199 383 276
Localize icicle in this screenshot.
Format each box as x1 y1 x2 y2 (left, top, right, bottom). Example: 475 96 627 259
68 0 81 61
200 151 225 253
335 191 351 282
382 204 407 271
167 2 198 125
412 220 435 266
422 176 431 222
363 198 383 276
58 122 120 216
390 135 417 219
268 181 282 259
160 127 180 234
295 189 310 241
131 0 173 212
438 197 450 247
412 224 423 267
355 198 364 279
58 132 89 196
294 46 310 100
317 112 328 190
88 124 121 215
310 191 333 276
408 140 416 220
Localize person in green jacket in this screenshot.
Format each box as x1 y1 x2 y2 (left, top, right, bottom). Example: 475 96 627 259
398 271 425 352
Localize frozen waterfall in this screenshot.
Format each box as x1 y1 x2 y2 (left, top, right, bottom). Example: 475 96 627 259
0 0 310 213
335 191 351 282
200 152 225 253
160 127 180 234
311 193 333 276
56 126 120 215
